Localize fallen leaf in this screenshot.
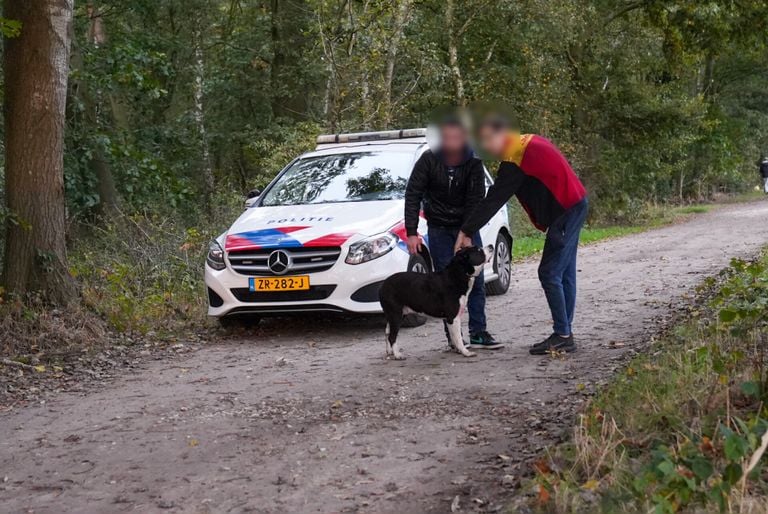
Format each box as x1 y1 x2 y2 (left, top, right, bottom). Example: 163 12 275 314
33 365 46 373
188 438 199 447
497 454 511 461
533 459 551 475
582 479 599 491
537 484 550 505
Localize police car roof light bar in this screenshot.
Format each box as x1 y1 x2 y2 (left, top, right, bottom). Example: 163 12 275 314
316 128 426 145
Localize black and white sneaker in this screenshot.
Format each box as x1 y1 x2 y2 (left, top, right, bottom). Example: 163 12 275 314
469 331 505 350
529 333 576 355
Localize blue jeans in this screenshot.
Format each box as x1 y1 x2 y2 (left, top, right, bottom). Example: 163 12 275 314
538 199 588 336
427 226 486 334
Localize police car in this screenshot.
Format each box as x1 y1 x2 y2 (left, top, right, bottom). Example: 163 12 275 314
205 129 512 324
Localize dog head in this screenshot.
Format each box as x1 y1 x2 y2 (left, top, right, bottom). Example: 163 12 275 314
453 246 490 277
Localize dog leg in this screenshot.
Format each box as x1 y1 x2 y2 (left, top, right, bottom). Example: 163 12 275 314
385 314 405 360
385 323 393 357
447 316 475 357
391 341 405 360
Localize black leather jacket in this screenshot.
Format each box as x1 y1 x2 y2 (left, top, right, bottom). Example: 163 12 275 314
404 149 486 236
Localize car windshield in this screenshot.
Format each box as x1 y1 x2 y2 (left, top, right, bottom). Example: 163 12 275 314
260 151 414 207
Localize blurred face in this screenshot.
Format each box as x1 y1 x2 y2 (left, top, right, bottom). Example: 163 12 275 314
439 124 467 155
479 125 508 158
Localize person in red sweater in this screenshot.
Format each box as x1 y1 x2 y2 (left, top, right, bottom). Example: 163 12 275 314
455 118 588 354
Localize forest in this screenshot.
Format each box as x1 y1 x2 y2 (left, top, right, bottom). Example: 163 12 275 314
0 0 767 311
2 2 768 513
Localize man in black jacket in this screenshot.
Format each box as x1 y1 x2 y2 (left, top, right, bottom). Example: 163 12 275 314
760 157 768 194
404 119 502 349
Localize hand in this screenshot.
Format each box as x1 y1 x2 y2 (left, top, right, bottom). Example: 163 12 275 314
406 235 422 255
454 231 472 253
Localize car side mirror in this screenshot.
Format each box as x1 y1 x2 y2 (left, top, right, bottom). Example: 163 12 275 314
244 189 261 208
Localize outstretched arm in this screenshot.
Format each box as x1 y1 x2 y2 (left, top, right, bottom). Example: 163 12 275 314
460 162 524 236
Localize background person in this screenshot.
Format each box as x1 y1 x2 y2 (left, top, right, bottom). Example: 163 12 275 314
455 117 587 355
403 119 502 349
760 157 768 194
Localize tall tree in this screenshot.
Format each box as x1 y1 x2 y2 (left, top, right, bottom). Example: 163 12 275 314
2 0 77 304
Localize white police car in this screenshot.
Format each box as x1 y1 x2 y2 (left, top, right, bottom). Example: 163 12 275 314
205 129 512 324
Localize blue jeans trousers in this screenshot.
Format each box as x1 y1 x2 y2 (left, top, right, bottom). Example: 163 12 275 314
427 226 486 334
538 199 588 336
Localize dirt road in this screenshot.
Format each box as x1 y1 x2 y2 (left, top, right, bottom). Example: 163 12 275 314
2 201 768 514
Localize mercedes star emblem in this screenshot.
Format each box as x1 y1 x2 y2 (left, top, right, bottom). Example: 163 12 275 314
267 250 291 275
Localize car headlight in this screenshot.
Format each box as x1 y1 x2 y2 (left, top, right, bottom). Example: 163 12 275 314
206 240 226 270
345 232 397 265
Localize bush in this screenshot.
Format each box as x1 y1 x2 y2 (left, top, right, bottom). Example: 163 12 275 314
70 192 242 335
526 253 768 513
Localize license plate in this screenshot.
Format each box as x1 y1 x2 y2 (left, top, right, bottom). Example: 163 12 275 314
249 275 310 292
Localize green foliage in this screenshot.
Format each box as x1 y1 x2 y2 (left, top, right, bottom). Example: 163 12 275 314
0 17 21 38
42 0 768 226
529 252 768 513
69 193 241 333
713 258 768 336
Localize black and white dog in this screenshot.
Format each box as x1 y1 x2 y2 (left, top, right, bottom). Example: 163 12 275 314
378 246 492 360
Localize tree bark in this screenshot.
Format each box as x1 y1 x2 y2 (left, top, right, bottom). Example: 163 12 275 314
446 0 465 106
269 0 286 118
2 0 77 305
193 26 214 212
69 2 119 218
381 0 412 127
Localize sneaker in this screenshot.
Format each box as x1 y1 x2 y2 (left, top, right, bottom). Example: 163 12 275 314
529 333 576 355
469 331 505 350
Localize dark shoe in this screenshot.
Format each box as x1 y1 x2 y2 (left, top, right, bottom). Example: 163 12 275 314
469 331 505 350
529 333 576 355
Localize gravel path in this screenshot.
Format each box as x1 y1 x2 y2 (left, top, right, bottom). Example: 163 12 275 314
2 201 768 514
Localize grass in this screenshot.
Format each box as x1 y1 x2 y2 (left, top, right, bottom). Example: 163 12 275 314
513 252 768 513
513 226 644 260
511 203 713 260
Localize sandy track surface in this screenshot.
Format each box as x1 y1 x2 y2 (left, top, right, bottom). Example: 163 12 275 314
2 201 768 514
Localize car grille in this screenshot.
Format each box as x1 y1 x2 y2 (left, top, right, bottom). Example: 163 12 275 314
230 285 337 302
227 246 342 276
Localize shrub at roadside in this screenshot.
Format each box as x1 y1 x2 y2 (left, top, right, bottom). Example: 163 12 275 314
69 194 243 336
524 253 768 513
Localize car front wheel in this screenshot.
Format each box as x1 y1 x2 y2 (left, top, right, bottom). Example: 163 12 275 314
486 232 512 295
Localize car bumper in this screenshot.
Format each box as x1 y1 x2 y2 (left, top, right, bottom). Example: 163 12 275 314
205 246 412 317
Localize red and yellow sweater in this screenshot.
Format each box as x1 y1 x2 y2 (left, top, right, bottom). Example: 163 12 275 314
462 133 587 234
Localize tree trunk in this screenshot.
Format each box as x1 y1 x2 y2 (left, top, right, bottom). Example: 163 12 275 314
446 0 465 106
381 0 412 127
193 27 214 213
70 2 119 218
2 0 77 305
